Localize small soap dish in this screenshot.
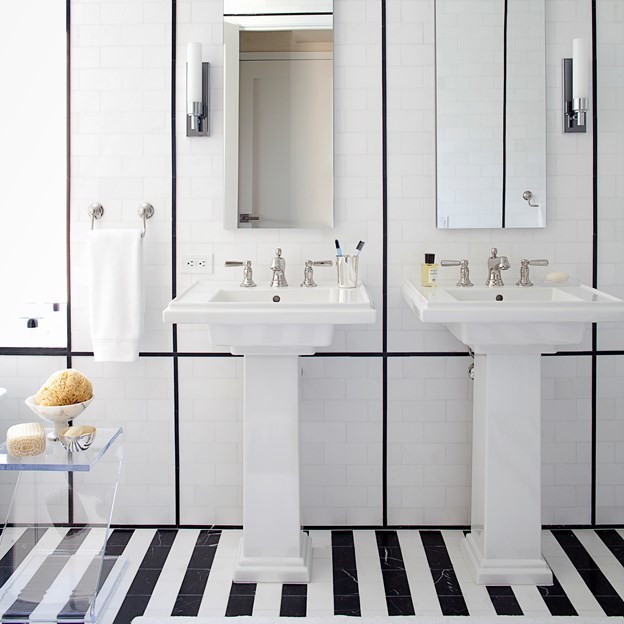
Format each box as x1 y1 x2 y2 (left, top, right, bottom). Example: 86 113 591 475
543 271 570 284
58 425 96 452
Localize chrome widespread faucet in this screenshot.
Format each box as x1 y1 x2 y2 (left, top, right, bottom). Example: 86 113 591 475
485 248 511 287
270 248 288 287
516 258 549 287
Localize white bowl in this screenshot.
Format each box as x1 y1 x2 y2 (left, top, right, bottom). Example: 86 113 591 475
24 395 93 440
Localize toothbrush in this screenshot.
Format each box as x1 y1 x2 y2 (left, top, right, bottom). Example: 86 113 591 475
335 239 343 257
355 241 365 256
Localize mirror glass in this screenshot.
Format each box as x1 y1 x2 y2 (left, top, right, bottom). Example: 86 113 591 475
435 0 546 229
224 1 334 229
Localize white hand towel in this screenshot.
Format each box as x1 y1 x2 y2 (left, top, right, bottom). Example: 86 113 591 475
88 230 144 362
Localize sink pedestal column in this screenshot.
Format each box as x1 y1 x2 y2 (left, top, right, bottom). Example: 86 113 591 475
462 348 553 585
233 352 311 583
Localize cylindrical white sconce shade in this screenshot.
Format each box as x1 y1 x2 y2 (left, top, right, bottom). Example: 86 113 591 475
572 38 588 100
187 42 203 110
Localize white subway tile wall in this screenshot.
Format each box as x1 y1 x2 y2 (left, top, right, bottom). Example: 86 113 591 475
0 0 622 527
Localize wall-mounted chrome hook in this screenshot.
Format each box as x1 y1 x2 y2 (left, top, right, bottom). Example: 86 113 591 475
88 203 104 229
137 202 154 238
522 191 540 208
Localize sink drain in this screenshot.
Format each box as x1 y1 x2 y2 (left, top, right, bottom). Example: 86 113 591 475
272 295 281 303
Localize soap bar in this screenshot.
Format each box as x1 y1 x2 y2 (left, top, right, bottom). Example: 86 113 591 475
545 271 570 283
7 422 46 457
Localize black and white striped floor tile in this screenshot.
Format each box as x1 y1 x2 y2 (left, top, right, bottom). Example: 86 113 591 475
1 528 624 622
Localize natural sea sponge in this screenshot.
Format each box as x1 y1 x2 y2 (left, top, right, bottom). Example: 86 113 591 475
35 369 93 406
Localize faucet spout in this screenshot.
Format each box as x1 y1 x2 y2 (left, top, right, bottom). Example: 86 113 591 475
270 248 288 287
485 248 510 287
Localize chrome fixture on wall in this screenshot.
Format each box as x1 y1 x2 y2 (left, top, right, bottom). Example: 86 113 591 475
563 38 589 133
186 42 209 136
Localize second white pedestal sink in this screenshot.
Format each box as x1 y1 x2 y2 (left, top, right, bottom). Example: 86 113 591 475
164 281 376 582
402 280 624 585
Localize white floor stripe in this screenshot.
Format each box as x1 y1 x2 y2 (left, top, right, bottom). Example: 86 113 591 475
306 530 333 616
509 585 551 617
352 530 388 616
198 529 241 616
541 531 604 617
252 581 284 617
30 527 109 621
442 530 497 616
143 529 200 616
397 530 443 616
96 528 157 624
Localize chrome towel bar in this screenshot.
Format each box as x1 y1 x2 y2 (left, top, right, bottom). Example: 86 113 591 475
88 202 154 238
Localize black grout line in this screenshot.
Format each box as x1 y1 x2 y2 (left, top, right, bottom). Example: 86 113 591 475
501 0 508 228
380 0 388 528
171 0 181 532
590 0 598 529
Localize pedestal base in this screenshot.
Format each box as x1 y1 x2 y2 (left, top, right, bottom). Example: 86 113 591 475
233 532 312 583
462 533 552 585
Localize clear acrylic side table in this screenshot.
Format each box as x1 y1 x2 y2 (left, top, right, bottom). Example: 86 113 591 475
0 427 124 623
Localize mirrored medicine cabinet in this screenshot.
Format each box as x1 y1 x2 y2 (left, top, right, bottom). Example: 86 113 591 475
223 0 334 229
435 0 546 229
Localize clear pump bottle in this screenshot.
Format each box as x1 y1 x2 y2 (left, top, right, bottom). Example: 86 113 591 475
421 253 438 287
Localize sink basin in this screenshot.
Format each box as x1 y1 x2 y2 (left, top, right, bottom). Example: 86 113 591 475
164 280 376 353
401 278 624 585
164 280 376 582
402 280 624 349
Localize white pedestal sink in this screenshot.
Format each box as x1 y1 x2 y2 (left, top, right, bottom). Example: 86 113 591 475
402 280 624 585
164 281 376 582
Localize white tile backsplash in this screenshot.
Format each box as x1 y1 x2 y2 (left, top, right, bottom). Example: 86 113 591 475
0 0 619 526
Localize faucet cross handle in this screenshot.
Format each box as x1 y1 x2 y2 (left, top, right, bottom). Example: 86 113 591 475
441 259 473 287
516 258 549 287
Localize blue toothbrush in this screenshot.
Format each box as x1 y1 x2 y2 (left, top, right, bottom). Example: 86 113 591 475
335 239 343 257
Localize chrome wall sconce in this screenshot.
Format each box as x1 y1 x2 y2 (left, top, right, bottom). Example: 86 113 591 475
563 38 589 133
187 42 209 136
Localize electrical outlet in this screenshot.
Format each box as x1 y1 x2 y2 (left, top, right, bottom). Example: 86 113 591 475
181 254 213 274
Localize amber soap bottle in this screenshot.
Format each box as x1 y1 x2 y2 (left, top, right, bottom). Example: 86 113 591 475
421 253 438 287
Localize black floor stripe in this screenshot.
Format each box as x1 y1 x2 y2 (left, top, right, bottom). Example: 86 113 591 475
552 529 624 616
56 528 134 620
3 528 89 619
595 529 624 566
420 531 469 616
225 581 256 617
486 586 523 616
0 528 45 587
375 530 415 616
171 529 221 617
331 530 361 616
537 573 579 616
112 529 177 624
280 584 307 617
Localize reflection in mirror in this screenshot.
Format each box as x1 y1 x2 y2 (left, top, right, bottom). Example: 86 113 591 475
224 1 333 229
435 0 546 229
